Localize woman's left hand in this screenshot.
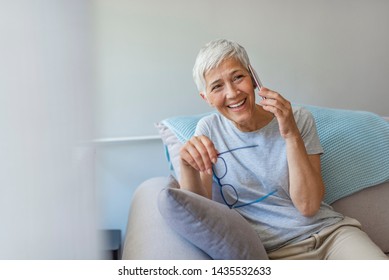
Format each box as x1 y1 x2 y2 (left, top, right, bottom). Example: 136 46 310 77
258 87 299 139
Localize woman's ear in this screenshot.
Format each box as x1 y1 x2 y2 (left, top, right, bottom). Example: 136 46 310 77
200 91 215 107
200 92 210 104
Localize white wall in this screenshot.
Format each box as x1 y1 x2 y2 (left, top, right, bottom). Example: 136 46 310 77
93 0 389 243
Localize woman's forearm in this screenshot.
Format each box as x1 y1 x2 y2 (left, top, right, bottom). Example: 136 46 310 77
178 135 216 199
286 135 325 216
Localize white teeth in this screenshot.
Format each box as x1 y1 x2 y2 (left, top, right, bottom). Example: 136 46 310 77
228 99 245 108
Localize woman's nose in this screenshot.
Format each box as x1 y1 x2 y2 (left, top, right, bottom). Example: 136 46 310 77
225 83 240 98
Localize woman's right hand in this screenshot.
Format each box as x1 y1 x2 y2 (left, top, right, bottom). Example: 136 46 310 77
179 135 218 175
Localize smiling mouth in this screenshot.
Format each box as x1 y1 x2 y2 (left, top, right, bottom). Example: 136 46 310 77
227 98 246 109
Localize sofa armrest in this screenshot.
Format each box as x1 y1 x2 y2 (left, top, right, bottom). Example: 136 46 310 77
331 181 389 254
121 177 211 260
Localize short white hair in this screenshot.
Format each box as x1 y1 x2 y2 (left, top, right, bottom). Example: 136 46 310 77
193 39 251 93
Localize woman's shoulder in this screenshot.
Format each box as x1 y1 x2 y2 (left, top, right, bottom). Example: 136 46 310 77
197 111 221 126
292 105 315 122
292 104 310 115
195 112 224 137
292 105 320 139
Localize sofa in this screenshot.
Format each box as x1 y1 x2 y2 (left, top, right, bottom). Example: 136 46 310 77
122 107 389 259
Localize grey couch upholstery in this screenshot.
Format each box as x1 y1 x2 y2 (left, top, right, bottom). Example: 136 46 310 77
122 118 389 259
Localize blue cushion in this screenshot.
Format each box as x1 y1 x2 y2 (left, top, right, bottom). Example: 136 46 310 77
305 105 389 203
162 112 213 143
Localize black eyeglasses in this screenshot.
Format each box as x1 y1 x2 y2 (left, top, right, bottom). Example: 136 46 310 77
212 145 277 209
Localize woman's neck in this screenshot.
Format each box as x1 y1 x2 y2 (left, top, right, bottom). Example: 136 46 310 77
234 105 274 132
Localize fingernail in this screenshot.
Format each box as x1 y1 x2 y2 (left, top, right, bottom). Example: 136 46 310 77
212 158 217 164
207 169 213 175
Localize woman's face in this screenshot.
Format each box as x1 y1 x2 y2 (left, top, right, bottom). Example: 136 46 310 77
201 57 257 130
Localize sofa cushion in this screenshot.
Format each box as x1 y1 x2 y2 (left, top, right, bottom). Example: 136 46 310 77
155 122 182 177
158 176 268 260
331 181 389 254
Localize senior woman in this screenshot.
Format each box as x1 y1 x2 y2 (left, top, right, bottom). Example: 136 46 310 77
179 39 387 260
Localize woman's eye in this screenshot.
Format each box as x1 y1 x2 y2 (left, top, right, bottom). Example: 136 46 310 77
233 75 244 82
211 84 222 92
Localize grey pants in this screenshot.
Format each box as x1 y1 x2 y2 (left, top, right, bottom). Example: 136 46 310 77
268 216 388 260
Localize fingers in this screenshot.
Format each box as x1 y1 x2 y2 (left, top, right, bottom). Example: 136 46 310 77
180 135 218 175
258 87 292 118
258 87 299 139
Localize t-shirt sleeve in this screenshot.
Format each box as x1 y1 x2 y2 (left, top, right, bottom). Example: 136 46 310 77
295 107 324 155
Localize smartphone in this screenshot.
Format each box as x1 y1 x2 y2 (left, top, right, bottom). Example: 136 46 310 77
248 64 265 100
248 64 263 90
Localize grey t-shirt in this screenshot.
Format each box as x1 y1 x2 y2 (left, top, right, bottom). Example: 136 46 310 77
195 106 343 251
